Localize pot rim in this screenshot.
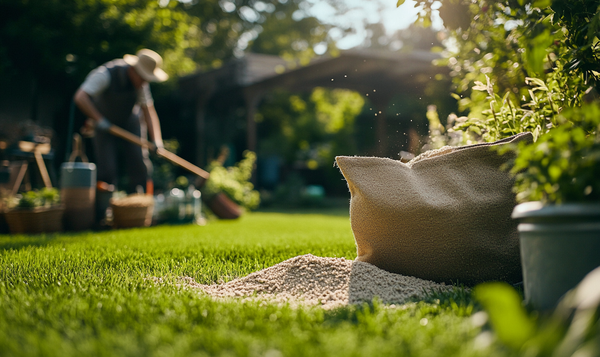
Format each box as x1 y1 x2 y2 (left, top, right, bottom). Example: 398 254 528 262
61 162 97 170
512 201 600 219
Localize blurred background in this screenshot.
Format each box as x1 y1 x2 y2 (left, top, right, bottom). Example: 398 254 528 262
0 0 457 209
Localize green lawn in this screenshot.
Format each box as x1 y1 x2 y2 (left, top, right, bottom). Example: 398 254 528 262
0 211 513 357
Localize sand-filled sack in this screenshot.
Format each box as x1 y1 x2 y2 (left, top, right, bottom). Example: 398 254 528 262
336 132 532 286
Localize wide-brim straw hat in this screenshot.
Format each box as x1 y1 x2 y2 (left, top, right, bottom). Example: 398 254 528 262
123 49 169 83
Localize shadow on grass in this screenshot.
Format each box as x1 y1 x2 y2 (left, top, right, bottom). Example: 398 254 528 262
256 196 350 217
0 233 61 251
321 285 477 328
258 207 349 217
322 304 363 326
0 229 90 251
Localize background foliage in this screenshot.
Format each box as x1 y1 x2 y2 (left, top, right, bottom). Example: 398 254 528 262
408 0 600 203
0 0 339 87
0 0 452 198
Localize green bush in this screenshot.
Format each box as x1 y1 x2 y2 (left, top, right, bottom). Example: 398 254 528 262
509 103 600 203
408 0 600 205
8 187 61 209
202 150 261 210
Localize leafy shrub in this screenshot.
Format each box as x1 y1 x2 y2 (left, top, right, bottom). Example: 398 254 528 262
408 0 600 205
508 103 600 203
464 73 579 142
429 67 587 146
202 151 260 210
425 69 599 204
7 187 61 209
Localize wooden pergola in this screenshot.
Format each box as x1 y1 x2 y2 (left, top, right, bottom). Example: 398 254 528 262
178 49 443 166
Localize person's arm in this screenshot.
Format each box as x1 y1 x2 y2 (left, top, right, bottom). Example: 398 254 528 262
141 103 164 149
138 83 163 149
73 89 103 122
73 68 111 130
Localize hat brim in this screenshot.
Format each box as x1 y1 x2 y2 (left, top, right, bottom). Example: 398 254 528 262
136 65 169 82
123 54 169 83
123 54 138 66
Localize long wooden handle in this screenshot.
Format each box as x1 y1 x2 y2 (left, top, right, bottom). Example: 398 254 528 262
107 125 210 180
108 125 156 151
156 147 210 180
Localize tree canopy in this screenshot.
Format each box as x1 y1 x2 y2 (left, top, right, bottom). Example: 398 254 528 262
0 0 339 87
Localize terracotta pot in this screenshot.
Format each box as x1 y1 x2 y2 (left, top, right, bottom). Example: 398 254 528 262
206 192 242 219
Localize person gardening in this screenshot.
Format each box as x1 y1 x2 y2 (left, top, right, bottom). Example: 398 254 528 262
73 48 168 196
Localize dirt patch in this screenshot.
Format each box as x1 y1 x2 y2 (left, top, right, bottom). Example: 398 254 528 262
179 254 451 309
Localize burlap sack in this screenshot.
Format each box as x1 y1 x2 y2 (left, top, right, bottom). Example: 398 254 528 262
336 132 532 286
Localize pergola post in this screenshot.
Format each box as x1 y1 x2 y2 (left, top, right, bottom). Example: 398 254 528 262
194 87 214 168
243 88 264 153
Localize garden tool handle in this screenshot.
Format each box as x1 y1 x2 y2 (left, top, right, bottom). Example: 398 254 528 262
154 147 210 181
107 124 210 181
107 125 156 151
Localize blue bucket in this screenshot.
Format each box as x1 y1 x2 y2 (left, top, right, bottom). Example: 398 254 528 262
60 162 97 188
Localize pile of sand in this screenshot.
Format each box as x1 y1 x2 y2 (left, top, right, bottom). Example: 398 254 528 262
180 254 451 309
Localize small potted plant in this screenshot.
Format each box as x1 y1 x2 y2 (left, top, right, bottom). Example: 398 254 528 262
200 150 260 219
4 187 65 234
510 102 600 310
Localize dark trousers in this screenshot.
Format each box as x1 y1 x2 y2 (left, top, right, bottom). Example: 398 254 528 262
92 113 153 193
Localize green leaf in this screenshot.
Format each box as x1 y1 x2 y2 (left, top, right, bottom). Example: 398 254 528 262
472 81 488 91
526 37 550 74
450 93 462 101
474 283 537 350
525 77 548 91
548 165 562 181
396 0 406 7
532 0 551 8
